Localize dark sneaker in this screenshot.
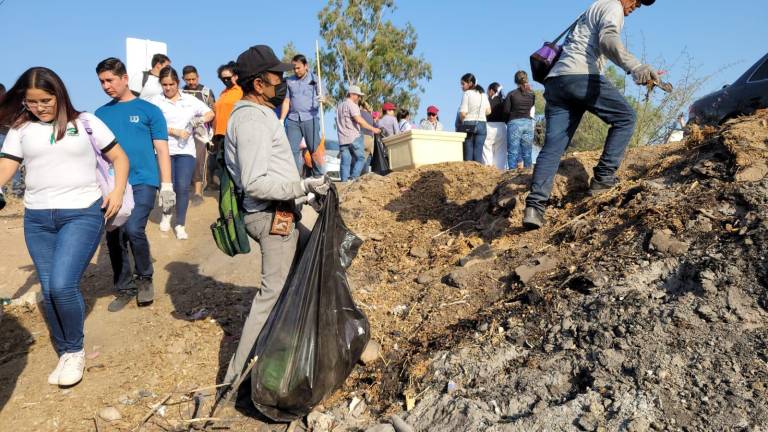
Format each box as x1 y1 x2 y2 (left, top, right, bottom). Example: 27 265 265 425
108 292 135 312
136 277 155 307
588 178 616 197
191 195 204 207
522 207 545 230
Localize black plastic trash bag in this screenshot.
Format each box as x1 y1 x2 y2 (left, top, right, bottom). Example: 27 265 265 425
249 184 369 421
371 133 391 176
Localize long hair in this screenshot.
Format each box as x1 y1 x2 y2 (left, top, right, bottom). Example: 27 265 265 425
488 82 504 99
0 67 80 140
514 70 532 93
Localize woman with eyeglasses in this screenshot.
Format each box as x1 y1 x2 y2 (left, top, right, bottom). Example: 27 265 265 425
0 67 129 387
419 105 443 131
150 66 214 239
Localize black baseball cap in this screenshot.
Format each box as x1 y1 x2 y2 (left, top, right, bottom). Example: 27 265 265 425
640 0 655 5
235 45 292 85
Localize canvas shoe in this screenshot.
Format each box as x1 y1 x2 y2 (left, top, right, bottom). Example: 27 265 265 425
174 225 188 240
58 350 85 386
48 354 68 385
159 213 172 232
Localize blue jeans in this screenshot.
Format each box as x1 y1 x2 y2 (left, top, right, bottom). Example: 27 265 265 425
462 121 487 163
507 118 535 169
106 184 157 292
285 117 325 177
339 136 366 181
526 75 636 212
24 199 104 354
171 155 195 226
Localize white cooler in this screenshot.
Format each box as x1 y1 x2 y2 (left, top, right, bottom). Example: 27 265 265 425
382 130 467 171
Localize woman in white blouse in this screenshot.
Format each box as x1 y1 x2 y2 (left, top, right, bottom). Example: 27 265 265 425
0 67 129 387
458 73 491 162
150 66 214 240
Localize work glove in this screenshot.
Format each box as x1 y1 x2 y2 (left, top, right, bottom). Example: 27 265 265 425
631 64 660 86
295 193 323 212
315 95 330 105
301 175 331 196
307 192 322 212
158 183 176 213
189 117 206 128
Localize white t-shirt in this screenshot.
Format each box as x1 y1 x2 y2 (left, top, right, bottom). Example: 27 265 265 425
459 90 490 122
139 75 163 101
149 92 211 156
1 113 116 209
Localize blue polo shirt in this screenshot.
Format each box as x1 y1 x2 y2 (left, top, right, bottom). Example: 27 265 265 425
286 72 320 122
95 98 168 187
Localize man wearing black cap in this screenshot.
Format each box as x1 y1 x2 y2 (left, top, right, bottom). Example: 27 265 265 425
523 0 659 229
221 45 331 387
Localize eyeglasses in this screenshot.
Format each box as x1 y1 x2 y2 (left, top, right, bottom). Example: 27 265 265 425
23 98 56 109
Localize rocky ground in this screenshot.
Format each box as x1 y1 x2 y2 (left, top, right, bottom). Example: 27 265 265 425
0 110 766 431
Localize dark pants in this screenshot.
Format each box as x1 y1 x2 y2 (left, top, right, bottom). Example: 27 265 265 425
526 74 636 212
192 136 207 185
171 155 195 226
24 199 104 354
285 117 324 177
462 121 487 162
106 184 157 292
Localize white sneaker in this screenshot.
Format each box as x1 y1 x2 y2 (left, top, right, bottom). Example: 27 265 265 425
58 350 85 386
159 213 172 232
174 225 188 240
48 355 68 385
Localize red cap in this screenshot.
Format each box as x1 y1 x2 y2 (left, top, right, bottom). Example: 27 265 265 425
427 105 439 114
382 102 396 111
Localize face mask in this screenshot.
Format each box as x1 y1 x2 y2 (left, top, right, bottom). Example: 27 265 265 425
268 81 288 107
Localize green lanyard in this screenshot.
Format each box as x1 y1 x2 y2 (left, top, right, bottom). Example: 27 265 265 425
49 122 56 145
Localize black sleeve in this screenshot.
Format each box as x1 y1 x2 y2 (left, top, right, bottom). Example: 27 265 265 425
101 139 118 154
0 153 23 163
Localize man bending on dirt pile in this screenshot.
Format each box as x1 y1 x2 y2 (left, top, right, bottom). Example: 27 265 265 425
523 0 660 229
220 45 330 395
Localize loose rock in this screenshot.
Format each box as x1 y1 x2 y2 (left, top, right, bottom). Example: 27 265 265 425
99 406 122 422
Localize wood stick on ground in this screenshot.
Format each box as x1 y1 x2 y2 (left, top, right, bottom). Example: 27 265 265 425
135 393 173 430
180 417 224 424
208 355 260 420
177 383 230 395
92 416 100 432
432 220 474 239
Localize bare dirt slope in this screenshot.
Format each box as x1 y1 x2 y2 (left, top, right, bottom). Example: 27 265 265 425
0 110 767 431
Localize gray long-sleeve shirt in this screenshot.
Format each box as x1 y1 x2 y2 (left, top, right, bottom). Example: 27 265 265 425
225 100 304 212
549 0 641 78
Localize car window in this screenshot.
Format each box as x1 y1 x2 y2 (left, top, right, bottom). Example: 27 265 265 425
748 59 768 82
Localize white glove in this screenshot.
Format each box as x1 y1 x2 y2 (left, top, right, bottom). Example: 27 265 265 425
301 175 331 196
158 183 176 213
631 64 659 86
190 117 206 128
307 192 322 212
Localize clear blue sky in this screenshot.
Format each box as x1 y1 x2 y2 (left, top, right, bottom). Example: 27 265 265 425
1 0 766 137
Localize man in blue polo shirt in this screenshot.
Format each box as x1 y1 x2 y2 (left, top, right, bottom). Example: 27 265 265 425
279 54 325 176
95 57 176 312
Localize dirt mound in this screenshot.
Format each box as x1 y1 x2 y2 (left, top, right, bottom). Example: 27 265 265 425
321 114 768 431
1 111 766 431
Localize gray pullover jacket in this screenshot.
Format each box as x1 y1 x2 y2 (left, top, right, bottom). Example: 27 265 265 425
225 100 304 213
549 0 642 78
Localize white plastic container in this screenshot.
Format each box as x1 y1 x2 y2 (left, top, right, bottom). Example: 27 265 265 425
382 130 467 171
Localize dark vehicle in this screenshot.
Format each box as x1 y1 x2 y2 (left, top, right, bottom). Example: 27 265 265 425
689 53 768 125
